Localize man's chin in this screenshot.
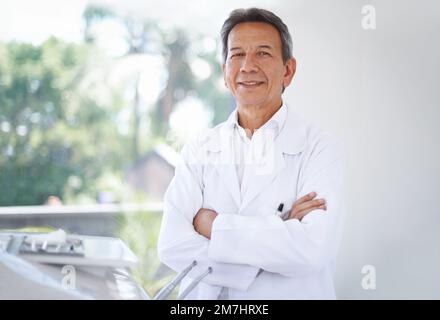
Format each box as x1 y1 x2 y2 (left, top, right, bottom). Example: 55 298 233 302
236 101 267 109
235 95 267 107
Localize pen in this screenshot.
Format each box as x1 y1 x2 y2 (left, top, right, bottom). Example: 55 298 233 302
277 203 284 213
276 203 290 220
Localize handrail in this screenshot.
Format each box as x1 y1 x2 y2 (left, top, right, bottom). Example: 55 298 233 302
0 203 164 216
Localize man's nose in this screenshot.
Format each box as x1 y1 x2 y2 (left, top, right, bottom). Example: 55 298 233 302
240 55 259 73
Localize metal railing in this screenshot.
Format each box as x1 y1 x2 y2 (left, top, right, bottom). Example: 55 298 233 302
0 203 163 237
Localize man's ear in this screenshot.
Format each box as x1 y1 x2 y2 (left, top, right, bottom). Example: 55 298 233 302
222 63 228 88
283 57 296 88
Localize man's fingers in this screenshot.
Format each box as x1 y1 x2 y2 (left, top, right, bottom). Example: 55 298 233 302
294 198 326 213
292 192 317 207
288 201 324 219
287 193 326 220
293 204 327 221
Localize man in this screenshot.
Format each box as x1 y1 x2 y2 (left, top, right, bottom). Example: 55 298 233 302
158 8 345 299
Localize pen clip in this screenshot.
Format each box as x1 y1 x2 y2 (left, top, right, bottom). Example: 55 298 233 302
277 203 284 212
276 203 289 220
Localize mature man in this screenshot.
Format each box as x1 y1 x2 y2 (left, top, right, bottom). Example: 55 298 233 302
158 8 345 299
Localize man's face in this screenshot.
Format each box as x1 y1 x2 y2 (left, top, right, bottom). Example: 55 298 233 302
222 22 296 110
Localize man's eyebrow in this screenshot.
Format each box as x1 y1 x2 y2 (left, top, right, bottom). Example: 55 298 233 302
257 45 273 50
229 45 273 51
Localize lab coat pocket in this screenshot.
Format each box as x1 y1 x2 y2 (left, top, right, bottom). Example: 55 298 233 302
255 178 296 219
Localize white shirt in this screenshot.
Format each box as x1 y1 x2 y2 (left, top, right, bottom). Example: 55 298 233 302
232 104 287 196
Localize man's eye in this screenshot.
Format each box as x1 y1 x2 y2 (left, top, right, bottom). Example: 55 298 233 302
231 53 244 58
258 51 270 56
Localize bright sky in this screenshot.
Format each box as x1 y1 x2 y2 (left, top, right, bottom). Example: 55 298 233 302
0 0 291 44
0 0 88 44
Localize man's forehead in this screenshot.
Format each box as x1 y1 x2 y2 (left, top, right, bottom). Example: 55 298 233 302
228 22 281 48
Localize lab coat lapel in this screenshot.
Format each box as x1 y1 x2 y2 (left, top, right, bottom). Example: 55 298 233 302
207 117 242 209
239 140 286 211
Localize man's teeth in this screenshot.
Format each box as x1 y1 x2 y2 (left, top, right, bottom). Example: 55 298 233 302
241 81 261 85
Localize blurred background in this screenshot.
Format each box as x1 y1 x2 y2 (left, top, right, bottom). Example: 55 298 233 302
0 0 439 299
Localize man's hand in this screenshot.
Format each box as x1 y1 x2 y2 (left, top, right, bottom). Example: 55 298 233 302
288 192 326 221
193 208 218 239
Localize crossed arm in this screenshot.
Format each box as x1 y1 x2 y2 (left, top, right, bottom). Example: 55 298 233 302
193 192 327 239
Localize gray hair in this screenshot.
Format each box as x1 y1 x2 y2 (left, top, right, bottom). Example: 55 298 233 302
220 8 293 64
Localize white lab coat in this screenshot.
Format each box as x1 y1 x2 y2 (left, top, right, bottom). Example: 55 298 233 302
158 105 345 299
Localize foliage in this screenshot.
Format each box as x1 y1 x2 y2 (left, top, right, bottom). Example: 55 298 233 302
115 210 176 298
0 4 231 207
0 39 130 205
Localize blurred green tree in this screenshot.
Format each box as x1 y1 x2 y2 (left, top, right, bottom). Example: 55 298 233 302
82 4 232 153
0 39 129 206
83 5 164 159
0 4 233 206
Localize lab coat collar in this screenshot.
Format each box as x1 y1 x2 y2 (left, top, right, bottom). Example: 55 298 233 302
206 104 307 155
275 105 308 155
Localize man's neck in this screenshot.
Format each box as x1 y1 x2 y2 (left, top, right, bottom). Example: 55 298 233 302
237 101 283 137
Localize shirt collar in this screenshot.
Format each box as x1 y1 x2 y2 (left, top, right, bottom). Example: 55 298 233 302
227 103 287 138
207 103 307 155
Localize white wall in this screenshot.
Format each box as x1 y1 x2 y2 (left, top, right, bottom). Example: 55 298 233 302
281 0 440 299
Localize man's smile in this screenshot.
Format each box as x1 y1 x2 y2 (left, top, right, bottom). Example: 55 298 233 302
237 80 265 88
